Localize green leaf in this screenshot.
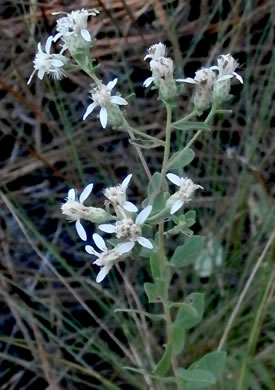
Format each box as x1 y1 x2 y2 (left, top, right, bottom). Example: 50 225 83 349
170 235 205 268
172 324 186 355
129 138 164 149
147 172 168 197
144 280 165 303
177 368 216 388
175 293 204 329
167 148 195 170
189 351 226 381
153 343 172 376
172 120 211 131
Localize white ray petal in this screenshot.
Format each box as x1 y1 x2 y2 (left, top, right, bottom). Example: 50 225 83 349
98 224 116 233
68 188 76 200
136 205 152 225
93 233 107 251
137 236 153 249
96 265 112 283
144 54 152 60
116 241 135 254
123 201 138 213
210 65 219 71
27 70 36 85
45 36 53 54
85 245 100 256
121 174 132 190
81 29 91 42
51 59 64 67
75 220 87 241
38 69 45 80
166 173 182 186
107 78 118 91
53 32 62 42
99 107 108 128
143 77 154 87
170 199 184 215
83 102 97 120
176 77 196 84
79 183 93 204
233 72 243 84
110 96 128 105
217 74 233 82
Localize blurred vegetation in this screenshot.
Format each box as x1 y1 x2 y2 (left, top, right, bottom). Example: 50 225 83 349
0 0 274 389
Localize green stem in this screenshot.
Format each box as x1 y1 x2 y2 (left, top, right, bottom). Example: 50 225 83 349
127 125 165 145
182 105 216 153
158 104 182 390
160 104 173 188
125 125 152 180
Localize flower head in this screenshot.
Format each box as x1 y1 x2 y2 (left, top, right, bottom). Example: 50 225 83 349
53 8 99 53
166 173 203 214
98 205 153 249
211 54 243 103
104 174 138 212
83 78 128 128
27 36 67 84
144 57 174 88
61 183 93 241
144 42 167 61
177 68 216 113
211 54 243 84
85 234 134 282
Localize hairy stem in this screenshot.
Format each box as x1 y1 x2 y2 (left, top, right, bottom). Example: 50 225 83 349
158 104 181 390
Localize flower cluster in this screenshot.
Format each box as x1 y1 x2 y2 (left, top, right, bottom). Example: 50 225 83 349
61 174 153 282
61 170 204 281
28 9 99 83
177 53 243 113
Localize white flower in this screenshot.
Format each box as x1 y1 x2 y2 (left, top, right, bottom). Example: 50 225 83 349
98 205 153 249
85 234 134 283
166 173 203 214
144 57 174 88
104 174 138 212
210 54 243 104
177 68 216 113
61 183 93 241
144 42 167 61
27 36 67 85
53 8 99 47
211 54 243 84
83 78 128 128
176 67 216 86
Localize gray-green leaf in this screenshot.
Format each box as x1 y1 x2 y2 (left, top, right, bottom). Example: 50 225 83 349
167 148 195 170
177 368 216 389
174 293 205 329
153 344 172 376
189 351 227 381
170 235 205 268
172 120 211 131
